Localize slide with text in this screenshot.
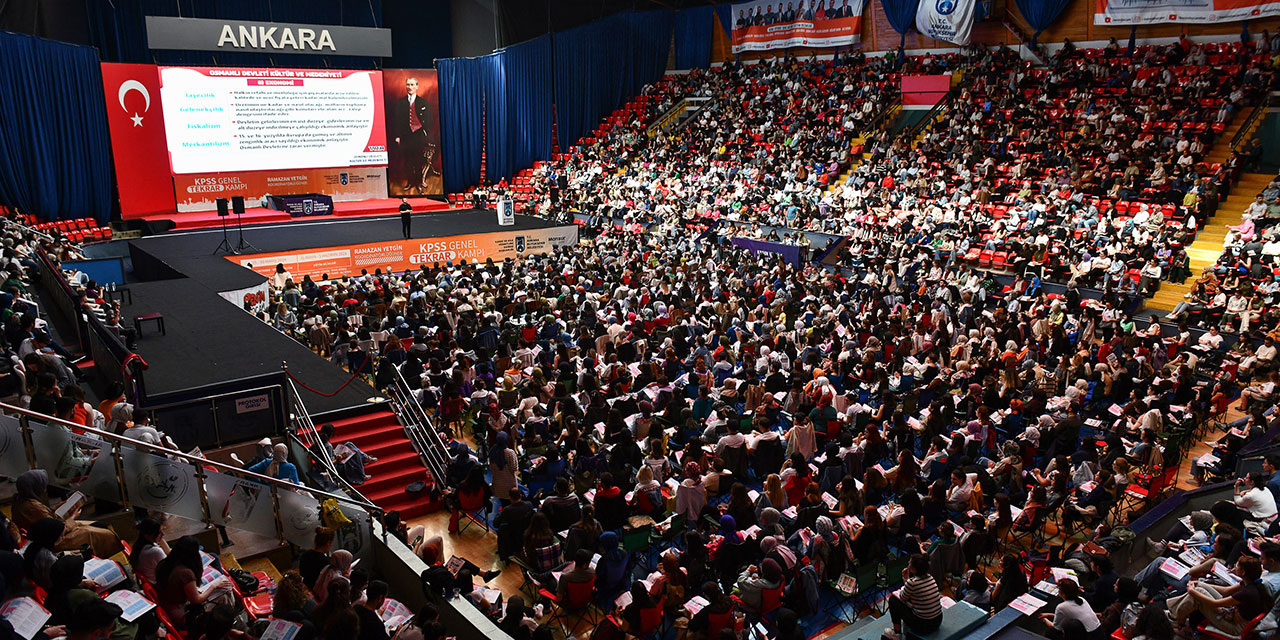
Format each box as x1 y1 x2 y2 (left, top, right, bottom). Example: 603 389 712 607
160 66 388 175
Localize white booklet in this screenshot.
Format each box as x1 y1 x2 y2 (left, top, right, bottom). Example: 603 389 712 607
259 619 303 640
83 557 127 591
1009 593 1048 616
54 492 86 519
102 590 156 623
378 597 413 633
0 597 50 640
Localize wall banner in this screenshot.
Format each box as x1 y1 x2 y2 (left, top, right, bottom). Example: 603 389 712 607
1095 0 1280 24
730 0 866 52
916 0 975 45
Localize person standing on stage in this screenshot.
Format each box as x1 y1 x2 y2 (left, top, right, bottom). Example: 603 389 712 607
394 77 432 195
400 198 413 239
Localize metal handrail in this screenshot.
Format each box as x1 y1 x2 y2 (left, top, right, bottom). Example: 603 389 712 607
0 399 378 519
281 374 381 511
388 365 451 486
1231 92 1270 151
902 87 957 144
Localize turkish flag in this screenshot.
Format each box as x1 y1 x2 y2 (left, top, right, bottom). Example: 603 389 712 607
100 63 176 218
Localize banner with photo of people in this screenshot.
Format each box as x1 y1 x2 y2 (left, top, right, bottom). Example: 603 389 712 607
730 0 867 52
381 69 444 197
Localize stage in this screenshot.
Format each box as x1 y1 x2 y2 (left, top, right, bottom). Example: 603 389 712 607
122 210 578 419
153 197 454 231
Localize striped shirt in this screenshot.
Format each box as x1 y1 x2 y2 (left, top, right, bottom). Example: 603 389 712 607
901 575 944 620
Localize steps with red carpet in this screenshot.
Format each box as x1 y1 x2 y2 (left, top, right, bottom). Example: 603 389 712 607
325 409 438 520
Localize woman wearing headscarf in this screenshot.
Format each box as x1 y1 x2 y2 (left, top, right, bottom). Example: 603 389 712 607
714 515 749 591
247 443 301 484
489 432 518 501
313 550 354 604
46 555 142 640
12 470 123 558
757 508 785 539
734 558 783 611
595 532 628 595
753 535 787 571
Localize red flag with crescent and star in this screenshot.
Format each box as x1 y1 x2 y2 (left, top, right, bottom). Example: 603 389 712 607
99 63 176 218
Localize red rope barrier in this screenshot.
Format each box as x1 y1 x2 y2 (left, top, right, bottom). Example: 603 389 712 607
285 355 371 397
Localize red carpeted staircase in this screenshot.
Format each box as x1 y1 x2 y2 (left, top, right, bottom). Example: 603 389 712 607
326 409 438 520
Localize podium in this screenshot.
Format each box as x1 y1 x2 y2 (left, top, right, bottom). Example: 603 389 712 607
496 199 515 226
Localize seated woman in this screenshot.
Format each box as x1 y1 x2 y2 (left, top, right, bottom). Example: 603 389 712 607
647 553 688 615
248 443 301 484
311 423 376 486
416 536 497 597
46 555 146 640
595 532 629 596
272 571 318 619
127 518 168 586
313 550 355 604
154 536 234 627
1166 556 1269 636
22 518 64 591
1037 575 1100 638
883 554 943 640
448 467 493 534
990 554 1029 611
1133 525 1241 597
12 470 122 558
685 582 735 637
850 506 888 565
733 559 783 611
521 513 562 575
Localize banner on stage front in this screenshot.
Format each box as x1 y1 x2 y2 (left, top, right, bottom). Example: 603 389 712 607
916 0 975 45
218 281 270 315
230 226 580 279
730 0 866 52
1095 0 1280 24
173 167 388 213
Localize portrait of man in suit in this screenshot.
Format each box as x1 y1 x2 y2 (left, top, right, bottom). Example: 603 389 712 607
394 77 434 194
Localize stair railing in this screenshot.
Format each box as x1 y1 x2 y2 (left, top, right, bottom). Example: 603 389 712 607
0 400 381 546
387 365 451 488
281 367 380 513
1231 92 1270 152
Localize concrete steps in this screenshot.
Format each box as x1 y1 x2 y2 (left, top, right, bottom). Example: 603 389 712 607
1142 108 1266 313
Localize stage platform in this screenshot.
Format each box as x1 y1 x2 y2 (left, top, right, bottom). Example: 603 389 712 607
118 278 378 417
123 209 577 419
153 197 453 231
129 209 571 290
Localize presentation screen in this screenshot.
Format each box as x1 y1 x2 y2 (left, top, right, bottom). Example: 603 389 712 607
159 66 388 175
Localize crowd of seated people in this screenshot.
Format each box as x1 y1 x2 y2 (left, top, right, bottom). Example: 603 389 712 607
228 174 1280 637
518 40 1276 331
80 35 1280 640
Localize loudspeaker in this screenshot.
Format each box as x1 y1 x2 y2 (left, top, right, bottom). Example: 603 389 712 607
216 198 230 217
231 196 245 215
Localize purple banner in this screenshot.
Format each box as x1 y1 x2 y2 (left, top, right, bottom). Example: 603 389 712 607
729 237 803 266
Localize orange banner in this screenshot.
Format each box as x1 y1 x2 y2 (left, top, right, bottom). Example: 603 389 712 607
230 225 580 279
174 166 389 212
